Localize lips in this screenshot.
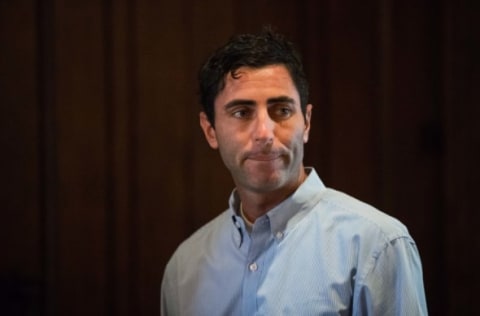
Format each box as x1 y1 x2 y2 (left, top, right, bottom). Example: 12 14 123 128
247 154 281 161
244 150 284 162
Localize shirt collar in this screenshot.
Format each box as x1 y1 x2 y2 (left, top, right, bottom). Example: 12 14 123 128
229 168 326 238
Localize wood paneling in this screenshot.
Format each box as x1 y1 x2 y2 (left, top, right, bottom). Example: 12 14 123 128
135 1 192 313
443 1 480 313
0 0 40 276
388 3 445 314
0 1 42 314
324 1 380 205
0 0 478 315
53 1 108 314
108 1 132 315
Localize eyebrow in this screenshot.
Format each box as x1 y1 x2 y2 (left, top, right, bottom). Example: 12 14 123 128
266 96 295 105
224 99 256 110
224 96 295 110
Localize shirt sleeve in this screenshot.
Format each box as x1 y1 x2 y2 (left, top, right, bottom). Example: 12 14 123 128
353 236 428 315
160 258 178 316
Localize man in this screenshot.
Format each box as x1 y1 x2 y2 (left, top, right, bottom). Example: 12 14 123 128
161 27 427 315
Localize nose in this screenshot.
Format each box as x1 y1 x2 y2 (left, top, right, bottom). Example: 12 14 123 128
253 110 274 145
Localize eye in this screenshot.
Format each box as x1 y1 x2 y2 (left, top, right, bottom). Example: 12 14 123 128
231 107 252 119
270 105 294 119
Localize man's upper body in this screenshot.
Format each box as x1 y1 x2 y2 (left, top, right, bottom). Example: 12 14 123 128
161 168 427 315
161 28 427 315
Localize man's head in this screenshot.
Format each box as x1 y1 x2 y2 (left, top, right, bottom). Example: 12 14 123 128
198 26 309 126
198 27 313 198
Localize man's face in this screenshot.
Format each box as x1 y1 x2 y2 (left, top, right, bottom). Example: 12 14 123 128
200 65 312 194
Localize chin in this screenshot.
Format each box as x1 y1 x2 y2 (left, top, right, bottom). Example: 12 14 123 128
246 175 287 192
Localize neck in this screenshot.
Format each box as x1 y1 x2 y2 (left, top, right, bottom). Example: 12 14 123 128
237 167 308 222
240 203 255 230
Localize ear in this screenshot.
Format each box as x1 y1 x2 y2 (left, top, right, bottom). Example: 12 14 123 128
199 112 219 149
303 104 313 143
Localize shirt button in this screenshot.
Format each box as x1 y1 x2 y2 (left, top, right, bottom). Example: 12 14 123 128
276 231 284 239
249 262 258 272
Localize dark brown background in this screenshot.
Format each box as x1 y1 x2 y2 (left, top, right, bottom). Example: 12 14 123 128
1 0 478 315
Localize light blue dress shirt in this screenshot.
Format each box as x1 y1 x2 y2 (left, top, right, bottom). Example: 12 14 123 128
161 168 427 315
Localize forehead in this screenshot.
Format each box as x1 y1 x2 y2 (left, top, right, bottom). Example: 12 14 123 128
216 65 300 106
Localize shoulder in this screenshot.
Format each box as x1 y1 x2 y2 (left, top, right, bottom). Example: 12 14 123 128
312 188 412 244
308 188 421 278
308 189 426 313
166 209 232 268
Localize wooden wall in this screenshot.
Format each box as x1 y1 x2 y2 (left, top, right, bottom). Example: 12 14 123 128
1 0 478 315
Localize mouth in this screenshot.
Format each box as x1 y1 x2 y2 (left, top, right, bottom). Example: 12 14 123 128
248 155 279 162
245 151 283 162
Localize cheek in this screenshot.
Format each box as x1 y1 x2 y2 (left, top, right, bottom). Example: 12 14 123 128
218 147 241 173
278 126 305 147
217 136 239 163
286 130 308 160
